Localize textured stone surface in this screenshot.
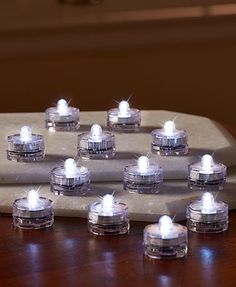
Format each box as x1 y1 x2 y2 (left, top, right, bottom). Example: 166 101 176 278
0 166 236 222
0 110 236 183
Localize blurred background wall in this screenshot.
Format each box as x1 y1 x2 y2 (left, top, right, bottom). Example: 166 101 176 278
0 0 236 125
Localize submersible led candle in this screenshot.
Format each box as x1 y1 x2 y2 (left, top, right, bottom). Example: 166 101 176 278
88 194 129 235
186 192 228 233
151 120 188 156
45 99 80 131
13 189 54 229
143 215 188 259
123 156 163 194
107 100 141 132
7 126 45 162
78 124 115 159
188 154 227 191
51 158 90 195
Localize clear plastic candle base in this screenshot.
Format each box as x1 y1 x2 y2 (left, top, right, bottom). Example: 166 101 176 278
88 195 129 235
143 216 188 260
151 144 188 156
88 220 129 236
144 242 188 260
13 197 54 229
46 119 79 132
123 180 162 194
51 178 90 196
7 148 45 162
186 219 228 233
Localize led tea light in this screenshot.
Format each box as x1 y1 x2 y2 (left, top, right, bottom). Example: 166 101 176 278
88 194 129 235
7 126 45 162
151 120 188 156
186 192 228 233
123 156 163 194
12 189 54 229
78 124 115 159
107 100 141 132
188 154 227 191
45 99 80 131
143 215 188 259
51 158 90 196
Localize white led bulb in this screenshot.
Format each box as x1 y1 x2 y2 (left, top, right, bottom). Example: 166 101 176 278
163 120 176 136
187 192 228 233
64 158 78 178
45 98 80 131
137 156 150 174
88 194 129 236
159 215 175 239
7 126 45 162
27 189 40 210
188 154 227 191
118 100 131 118
90 124 103 142
201 192 216 214
151 120 188 156
107 100 141 132
143 215 188 259
78 124 115 159
201 154 214 172
102 194 114 215
20 126 32 142
13 189 54 229
51 158 90 196
123 156 163 194
57 99 69 116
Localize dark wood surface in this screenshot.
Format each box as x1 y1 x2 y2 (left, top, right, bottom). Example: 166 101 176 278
0 125 236 287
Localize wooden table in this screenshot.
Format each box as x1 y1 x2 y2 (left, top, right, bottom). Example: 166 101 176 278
0 124 236 286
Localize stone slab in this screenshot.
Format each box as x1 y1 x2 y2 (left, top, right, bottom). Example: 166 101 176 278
0 110 236 183
0 166 236 222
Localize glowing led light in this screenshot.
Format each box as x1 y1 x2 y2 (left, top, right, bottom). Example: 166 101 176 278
201 192 216 214
151 121 188 155
88 194 129 235
45 99 80 131
78 124 115 159
90 124 103 142
188 155 226 191
13 189 54 229
64 158 78 178
7 127 44 162
143 215 188 259
27 189 40 209
107 99 141 132
102 194 114 215
201 154 214 172
57 99 69 116
124 156 163 194
186 192 228 233
159 215 173 238
137 156 150 174
163 120 176 135
51 159 90 195
20 126 32 142
118 100 130 118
